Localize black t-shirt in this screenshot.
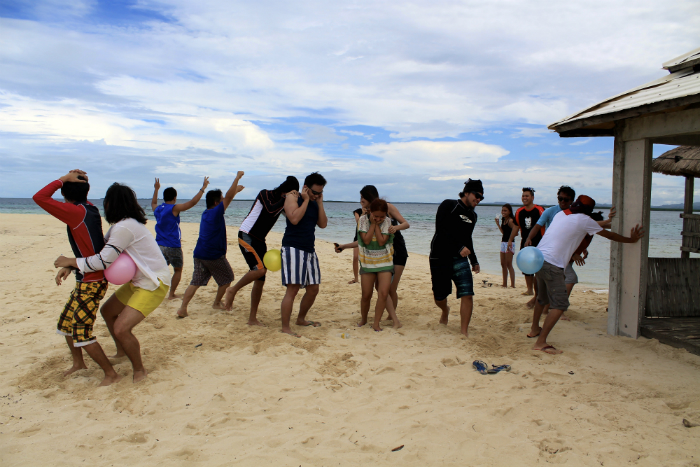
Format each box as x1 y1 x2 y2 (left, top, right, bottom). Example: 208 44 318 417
515 205 545 248
429 199 478 265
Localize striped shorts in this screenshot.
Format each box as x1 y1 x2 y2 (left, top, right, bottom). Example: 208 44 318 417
281 246 321 288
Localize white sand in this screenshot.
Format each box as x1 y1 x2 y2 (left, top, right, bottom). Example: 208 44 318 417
1 213 699 466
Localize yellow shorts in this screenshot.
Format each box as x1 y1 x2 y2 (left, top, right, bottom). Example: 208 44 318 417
114 280 169 317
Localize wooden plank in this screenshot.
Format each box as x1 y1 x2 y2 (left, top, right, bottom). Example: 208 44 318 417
646 258 700 317
607 129 625 336
681 231 700 237
623 107 700 141
640 317 700 356
683 176 695 260
680 213 700 220
681 246 700 253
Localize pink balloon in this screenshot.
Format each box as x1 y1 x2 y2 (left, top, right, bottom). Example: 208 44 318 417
104 251 137 285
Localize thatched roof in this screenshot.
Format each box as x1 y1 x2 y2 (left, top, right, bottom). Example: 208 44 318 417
652 146 700 178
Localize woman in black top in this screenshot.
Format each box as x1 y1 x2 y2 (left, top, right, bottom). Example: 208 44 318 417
495 203 516 288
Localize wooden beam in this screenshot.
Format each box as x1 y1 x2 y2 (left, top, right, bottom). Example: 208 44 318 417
557 128 615 138
623 107 700 141
681 231 700 237
683 176 695 259
681 246 700 254
680 213 700 220
652 134 700 146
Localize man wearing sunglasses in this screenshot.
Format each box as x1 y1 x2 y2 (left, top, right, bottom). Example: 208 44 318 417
280 172 328 337
429 179 483 337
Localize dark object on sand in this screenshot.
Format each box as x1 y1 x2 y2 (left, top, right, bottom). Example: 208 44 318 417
392 445 404 452
683 419 699 428
473 361 510 374
195 343 203 348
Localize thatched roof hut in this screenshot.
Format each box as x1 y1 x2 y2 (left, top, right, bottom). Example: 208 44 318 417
652 146 700 178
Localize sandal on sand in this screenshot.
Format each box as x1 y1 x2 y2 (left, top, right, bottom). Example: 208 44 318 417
473 360 495 374
491 364 511 373
527 331 540 338
300 321 321 327
538 345 562 355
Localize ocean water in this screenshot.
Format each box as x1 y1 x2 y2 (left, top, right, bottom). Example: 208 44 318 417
2 198 693 287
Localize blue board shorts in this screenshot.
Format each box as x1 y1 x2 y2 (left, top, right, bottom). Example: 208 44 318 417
430 256 474 301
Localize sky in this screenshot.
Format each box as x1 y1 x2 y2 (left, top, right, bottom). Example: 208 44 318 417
0 0 698 205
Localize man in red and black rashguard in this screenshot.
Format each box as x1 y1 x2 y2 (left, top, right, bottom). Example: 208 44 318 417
33 170 121 386
508 187 545 307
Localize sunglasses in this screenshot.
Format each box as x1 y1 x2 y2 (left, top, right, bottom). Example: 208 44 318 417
470 192 484 201
558 196 571 202
310 188 323 196
522 187 535 193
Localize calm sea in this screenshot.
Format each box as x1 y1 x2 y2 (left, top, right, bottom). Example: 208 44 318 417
2 198 693 287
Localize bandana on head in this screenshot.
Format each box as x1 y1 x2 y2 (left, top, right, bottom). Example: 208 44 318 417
565 195 596 216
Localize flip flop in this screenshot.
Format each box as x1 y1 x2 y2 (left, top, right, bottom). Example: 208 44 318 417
527 331 540 338
491 364 511 373
299 321 321 327
473 360 493 375
538 345 562 355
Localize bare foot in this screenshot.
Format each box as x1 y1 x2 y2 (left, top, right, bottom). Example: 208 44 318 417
510 285 516 288
533 344 562 354
460 329 469 337
212 302 226 310
501 284 507 288
99 373 123 387
526 297 536 309
527 328 541 338
133 369 148 383
357 319 367 327
223 287 236 311
177 308 188 318
63 363 87 377
281 329 301 338
167 294 181 300
348 278 358 284
247 319 265 326
439 306 450 325
109 352 127 359
521 290 534 296
392 321 403 329
373 325 383 332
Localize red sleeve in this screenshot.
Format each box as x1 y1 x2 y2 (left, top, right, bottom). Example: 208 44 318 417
536 205 545 215
33 180 86 228
514 207 523 226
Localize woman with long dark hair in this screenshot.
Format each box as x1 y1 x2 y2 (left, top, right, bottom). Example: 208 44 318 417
55 183 171 383
495 203 516 288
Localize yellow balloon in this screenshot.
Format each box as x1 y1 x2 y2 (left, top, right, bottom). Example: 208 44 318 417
263 249 282 272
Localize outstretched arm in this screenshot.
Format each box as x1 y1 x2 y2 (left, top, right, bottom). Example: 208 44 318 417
151 178 160 212
388 203 409 234
174 177 210 215
223 171 245 210
597 224 644 243
524 224 541 247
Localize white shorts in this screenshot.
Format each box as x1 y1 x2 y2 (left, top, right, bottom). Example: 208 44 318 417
500 242 515 254
281 246 321 288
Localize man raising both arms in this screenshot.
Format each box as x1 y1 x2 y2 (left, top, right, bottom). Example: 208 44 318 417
151 176 210 300
429 179 483 337
280 172 328 337
177 172 245 318
509 187 544 307
530 195 643 354
223 176 300 325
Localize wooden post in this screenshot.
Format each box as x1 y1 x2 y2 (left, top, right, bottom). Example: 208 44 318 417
607 133 652 338
682 176 694 259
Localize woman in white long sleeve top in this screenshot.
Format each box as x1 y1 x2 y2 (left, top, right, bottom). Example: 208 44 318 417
56 183 170 383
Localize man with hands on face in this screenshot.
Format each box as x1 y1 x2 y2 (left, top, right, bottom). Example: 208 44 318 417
429 179 484 337
33 170 121 386
280 172 328 337
151 176 210 300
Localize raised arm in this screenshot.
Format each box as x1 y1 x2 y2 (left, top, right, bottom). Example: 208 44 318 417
174 177 210 215
151 178 160 212
387 203 409 234
33 171 90 227
223 171 245 210
284 189 308 225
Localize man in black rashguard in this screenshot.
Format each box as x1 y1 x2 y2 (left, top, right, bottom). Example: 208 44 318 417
429 179 483 337
223 176 299 325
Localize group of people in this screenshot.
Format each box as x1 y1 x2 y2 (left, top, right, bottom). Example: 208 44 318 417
35 169 644 386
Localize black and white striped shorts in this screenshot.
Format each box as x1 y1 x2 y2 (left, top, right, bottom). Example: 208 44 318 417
281 246 321 288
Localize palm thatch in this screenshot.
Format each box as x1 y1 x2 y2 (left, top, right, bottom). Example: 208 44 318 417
652 146 700 177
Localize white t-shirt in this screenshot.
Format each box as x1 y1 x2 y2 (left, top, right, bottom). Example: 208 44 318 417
77 218 171 291
537 211 603 269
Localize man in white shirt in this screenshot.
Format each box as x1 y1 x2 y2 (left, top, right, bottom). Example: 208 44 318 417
529 195 644 354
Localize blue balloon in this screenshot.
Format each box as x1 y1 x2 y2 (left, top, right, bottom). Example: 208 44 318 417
516 246 544 275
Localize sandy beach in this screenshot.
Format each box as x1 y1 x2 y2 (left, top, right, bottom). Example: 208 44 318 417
1 212 699 466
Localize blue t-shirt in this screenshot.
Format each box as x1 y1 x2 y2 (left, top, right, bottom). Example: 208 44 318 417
538 205 562 229
193 202 227 260
154 203 181 248
282 198 319 253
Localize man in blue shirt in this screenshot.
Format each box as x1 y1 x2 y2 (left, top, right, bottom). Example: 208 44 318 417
177 171 245 318
280 172 328 337
151 176 210 300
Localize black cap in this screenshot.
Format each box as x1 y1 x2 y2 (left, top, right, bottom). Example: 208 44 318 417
463 178 484 195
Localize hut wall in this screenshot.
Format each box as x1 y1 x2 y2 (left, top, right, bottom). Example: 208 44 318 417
646 258 700 317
